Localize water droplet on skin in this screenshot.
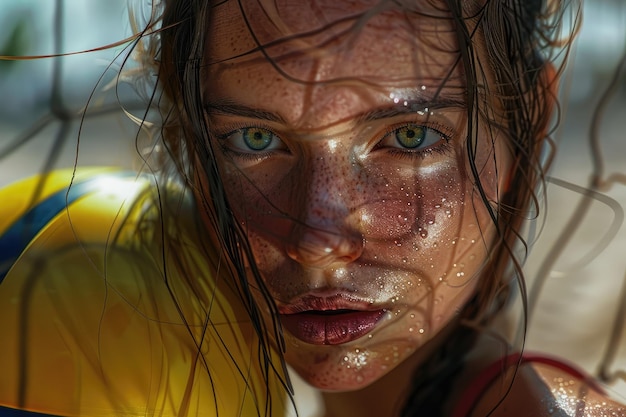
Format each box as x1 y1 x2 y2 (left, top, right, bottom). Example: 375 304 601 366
402 257 408 263
420 85 427 91
419 328 425 334
410 313 415 319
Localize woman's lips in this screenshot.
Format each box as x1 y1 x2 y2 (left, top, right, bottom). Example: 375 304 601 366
281 309 386 345
279 295 387 345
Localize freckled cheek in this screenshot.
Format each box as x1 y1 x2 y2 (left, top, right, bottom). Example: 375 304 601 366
357 168 465 246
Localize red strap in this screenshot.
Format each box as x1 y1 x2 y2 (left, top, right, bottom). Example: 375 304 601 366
450 352 604 417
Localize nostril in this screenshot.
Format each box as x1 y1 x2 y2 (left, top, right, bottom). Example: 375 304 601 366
286 228 364 268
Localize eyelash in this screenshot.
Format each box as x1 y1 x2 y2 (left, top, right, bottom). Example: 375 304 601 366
380 122 454 160
214 123 281 161
213 120 455 161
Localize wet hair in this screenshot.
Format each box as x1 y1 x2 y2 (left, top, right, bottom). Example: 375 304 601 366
135 0 574 414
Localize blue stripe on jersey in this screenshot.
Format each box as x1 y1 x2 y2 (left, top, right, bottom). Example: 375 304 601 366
0 406 57 416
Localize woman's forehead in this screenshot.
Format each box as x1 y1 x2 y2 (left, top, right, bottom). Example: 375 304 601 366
206 0 460 67
204 0 465 128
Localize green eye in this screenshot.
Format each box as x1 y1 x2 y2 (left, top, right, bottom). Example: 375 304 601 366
242 127 274 150
394 124 426 149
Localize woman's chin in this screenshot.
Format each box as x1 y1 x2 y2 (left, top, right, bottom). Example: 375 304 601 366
292 361 387 392
285 339 419 392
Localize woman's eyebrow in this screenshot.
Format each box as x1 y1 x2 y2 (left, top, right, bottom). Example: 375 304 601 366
204 102 286 123
357 97 466 123
204 95 465 125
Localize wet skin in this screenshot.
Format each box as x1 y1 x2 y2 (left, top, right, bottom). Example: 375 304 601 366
202 0 511 391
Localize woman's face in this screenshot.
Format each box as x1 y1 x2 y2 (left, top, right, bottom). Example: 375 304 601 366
203 0 510 391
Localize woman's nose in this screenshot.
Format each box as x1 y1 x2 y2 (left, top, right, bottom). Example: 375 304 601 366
284 143 365 268
286 225 364 268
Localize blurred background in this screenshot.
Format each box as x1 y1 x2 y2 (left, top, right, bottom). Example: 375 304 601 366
0 0 625 408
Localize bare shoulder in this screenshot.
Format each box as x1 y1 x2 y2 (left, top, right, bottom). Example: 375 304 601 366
531 362 626 417
470 358 626 417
